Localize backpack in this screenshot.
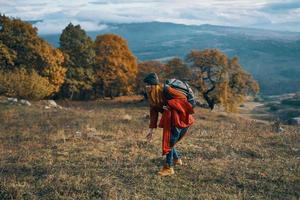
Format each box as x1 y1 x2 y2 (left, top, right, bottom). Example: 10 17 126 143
163 79 196 107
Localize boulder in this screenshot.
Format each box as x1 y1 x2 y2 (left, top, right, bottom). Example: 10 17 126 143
20 99 31 106
47 100 57 107
7 98 18 103
42 100 64 109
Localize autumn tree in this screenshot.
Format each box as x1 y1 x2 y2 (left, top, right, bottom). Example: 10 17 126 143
58 23 95 100
0 41 16 69
186 49 259 111
135 60 169 94
0 15 66 99
94 34 137 98
165 57 191 80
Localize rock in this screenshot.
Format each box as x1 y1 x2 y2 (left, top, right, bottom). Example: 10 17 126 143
42 100 64 109
122 114 132 121
47 100 57 107
7 98 18 103
20 99 31 106
57 105 63 109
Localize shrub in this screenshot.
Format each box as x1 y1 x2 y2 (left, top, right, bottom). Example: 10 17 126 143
0 69 54 100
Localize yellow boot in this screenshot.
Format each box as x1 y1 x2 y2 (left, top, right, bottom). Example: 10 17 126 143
158 165 175 176
174 159 183 166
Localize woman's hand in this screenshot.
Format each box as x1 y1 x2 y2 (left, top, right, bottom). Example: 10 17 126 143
146 128 154 142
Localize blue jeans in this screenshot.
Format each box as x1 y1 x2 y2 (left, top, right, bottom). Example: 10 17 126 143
166 147 179 166
166 127 188 166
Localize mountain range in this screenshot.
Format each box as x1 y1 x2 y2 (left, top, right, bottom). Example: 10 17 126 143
40 22 300 95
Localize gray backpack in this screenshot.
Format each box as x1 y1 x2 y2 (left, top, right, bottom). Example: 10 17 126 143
163 79 196 107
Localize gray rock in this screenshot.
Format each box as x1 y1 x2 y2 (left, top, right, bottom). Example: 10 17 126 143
47 100 57 107
57 105 63 109
20 99 31 106
44 106 50 109
7 98 18 103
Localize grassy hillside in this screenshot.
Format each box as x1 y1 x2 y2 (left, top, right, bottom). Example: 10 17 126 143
0 97 299 199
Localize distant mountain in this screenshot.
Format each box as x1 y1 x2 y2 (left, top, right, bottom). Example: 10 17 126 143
26 20 43 25
40 22 300 95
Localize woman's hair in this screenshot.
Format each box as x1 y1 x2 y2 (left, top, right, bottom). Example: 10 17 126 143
147 84 164 106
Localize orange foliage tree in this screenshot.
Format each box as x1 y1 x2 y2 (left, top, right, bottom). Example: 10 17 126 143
0 15 66 99
94 34 137 98
165 57 192 80
186 49 259 111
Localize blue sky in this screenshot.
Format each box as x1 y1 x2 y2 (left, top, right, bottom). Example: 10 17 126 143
1 0 300 34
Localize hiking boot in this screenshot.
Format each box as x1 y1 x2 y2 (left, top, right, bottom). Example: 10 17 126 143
174 159 183 166
158 165 175 176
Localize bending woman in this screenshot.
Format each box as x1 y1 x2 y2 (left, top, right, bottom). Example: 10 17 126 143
144 73 194 176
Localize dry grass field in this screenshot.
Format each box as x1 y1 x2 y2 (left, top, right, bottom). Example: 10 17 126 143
0 96 299 200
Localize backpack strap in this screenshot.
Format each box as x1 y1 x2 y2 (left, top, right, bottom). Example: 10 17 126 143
163 84 173 100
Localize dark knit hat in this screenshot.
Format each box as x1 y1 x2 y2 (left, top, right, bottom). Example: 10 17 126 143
143 72 159 85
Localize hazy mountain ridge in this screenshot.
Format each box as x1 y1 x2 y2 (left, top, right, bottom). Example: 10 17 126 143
40 22 300 95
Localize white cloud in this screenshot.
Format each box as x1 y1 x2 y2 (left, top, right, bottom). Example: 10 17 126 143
1 0 300 33
34 19 108 34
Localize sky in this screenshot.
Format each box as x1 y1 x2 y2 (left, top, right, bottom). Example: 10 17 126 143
1 0 300 34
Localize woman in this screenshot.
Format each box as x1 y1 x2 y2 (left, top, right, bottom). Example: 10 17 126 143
144 72 194 176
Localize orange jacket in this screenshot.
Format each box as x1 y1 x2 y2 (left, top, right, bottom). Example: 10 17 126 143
148 86 195 155
159 98 194 155
149 86 186 128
